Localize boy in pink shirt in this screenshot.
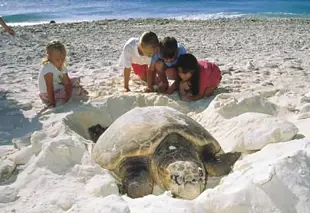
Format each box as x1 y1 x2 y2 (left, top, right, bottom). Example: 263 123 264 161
119 31 159 92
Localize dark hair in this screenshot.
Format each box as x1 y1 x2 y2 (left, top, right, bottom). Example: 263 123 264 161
140 31 159 47
159 37 178 59
177 53 200 96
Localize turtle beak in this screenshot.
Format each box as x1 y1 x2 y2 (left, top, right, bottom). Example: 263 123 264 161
181 182 203 200
172 180 205 200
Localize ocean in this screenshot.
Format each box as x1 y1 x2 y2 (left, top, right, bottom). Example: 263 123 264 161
1 0 310 25
0 0 310 25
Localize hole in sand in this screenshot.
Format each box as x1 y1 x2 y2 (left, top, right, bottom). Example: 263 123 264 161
63 105 112 143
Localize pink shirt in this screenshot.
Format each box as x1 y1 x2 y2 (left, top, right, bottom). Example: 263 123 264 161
198 60 222 96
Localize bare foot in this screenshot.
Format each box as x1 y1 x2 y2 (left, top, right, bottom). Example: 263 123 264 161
124 87 131 92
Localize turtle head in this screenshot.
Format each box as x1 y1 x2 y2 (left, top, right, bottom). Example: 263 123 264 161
162 161 206 200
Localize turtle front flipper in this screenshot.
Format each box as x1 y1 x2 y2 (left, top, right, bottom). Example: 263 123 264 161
117 157 154 198
200 144 241 177
203 152 241 177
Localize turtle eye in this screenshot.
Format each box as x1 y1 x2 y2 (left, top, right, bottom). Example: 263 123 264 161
198 168 204 177
171 174 178 182
171 174 184 185
176 176 184 185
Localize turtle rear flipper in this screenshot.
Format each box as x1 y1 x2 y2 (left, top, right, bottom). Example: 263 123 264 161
203 152 241 177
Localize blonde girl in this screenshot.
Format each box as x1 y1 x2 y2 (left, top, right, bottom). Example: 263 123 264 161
38 40 87 107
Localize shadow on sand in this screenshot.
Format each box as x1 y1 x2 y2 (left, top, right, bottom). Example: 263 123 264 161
0 92 42 145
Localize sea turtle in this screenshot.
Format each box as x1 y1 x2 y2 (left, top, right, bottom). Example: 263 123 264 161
92 106 240 199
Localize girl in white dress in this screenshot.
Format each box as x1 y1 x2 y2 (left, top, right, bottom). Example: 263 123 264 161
38 40 87 107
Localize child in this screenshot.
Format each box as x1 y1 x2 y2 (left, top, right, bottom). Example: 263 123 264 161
176 53 222 102
38 40 87 107
119 31 159 92
145 36 187 94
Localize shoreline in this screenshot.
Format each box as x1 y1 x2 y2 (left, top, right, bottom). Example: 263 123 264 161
7 16 310 27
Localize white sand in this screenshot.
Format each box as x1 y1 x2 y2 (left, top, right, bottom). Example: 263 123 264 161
0 18 310 212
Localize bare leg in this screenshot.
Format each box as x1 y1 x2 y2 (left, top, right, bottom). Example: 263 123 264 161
138 72 147 82
134 72 148 83
165 67 179 94
202 150 241 177
154 60 169 93
165 68 178 80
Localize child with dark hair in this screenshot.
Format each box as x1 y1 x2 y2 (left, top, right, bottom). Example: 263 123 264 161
119 31 160 92
176 53 222 102
145 37 187 94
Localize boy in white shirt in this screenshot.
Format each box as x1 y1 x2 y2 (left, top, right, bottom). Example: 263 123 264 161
119 31 159 92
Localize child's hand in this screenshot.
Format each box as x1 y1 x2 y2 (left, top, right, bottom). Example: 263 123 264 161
181 96 192 102
144 87 153 93
180 81 191 91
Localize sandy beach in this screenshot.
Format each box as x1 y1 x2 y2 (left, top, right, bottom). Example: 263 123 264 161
1 18 310 212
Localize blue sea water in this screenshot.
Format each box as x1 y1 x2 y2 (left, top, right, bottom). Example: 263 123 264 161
1 0 310 25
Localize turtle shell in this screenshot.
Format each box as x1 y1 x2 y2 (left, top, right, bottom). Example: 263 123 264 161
92 106 221 170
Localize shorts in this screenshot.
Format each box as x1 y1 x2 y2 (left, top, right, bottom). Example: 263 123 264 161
131 64 148 79
39 77 84 106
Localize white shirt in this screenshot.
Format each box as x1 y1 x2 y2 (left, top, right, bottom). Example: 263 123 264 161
38 62 67 93
119 37 151 68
